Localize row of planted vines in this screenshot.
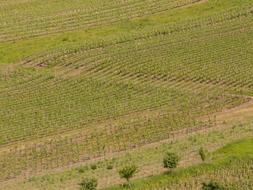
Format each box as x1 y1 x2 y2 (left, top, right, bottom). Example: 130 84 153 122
0 0 252 186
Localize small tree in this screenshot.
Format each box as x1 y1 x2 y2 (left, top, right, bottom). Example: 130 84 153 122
202 181 225 190
163 152 180 171
119 165 137 183
79 178 97 190
199 147 207 162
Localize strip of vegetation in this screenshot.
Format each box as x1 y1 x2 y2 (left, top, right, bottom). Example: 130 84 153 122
106 138 253 190
0 0 252 64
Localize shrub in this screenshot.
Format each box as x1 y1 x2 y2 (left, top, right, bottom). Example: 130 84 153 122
119 165 137 183
199 147 207 161
62 37 69 42
78 166 88 173
163 152 180 170
90 164 97 170
79 178 97 190
106 164 113 170
202 181 225 190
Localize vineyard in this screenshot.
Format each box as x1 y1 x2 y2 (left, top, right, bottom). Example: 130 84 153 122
0 0 253 189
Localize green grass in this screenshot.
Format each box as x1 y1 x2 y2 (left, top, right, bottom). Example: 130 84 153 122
213 138 253 159
0 0 252 64
0 0 253 189
1 123 252 190
106 138 253 190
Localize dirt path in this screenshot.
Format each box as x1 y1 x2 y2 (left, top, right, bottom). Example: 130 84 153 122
1 95 253 188
181 0 208 9
34 96 253 172
215 97 253 124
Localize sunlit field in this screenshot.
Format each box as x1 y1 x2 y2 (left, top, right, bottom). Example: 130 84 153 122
0 0 252 189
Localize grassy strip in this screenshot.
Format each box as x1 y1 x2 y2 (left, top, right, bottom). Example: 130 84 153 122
106 138 253 190
0 0 252 64
1 124 251 190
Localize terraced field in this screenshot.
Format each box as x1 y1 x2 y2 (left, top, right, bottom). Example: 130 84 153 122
0 0 253 189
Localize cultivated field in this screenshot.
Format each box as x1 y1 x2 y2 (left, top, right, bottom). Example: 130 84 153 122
0 0 252 189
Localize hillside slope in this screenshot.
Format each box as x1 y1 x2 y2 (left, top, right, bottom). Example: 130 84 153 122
0 0 252 189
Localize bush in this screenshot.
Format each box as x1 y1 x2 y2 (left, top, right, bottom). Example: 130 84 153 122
199 147 207 161
62 37 69 42
79 178 97 190
119 165 137 183
78 168 85 173
106 164 113 170
78 166 88 173
163 152 180 170
90 164 97 170
202 181 225 190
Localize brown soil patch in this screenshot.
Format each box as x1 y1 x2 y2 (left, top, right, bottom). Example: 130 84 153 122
216 98 253 124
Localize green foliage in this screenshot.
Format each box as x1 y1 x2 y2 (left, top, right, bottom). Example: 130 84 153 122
107 139 253 190
90 164 97 170
119 165 138 182
163 152 180 170
202 181 225 190
0 0 253 189
199 147 207 161
78 168 85 173
79 178 97 190
106 164 114 170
